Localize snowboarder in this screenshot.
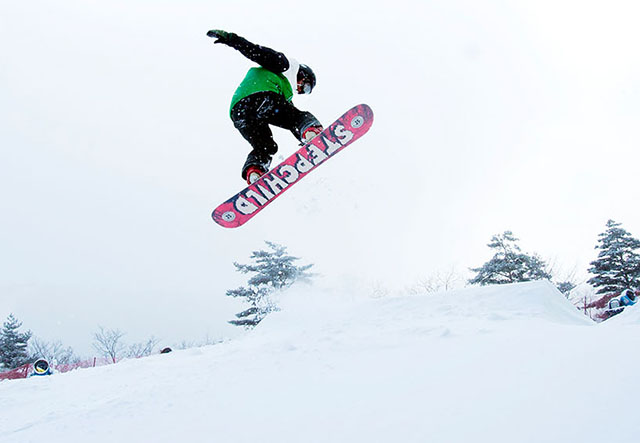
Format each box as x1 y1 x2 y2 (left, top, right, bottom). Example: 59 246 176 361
206 29 324 184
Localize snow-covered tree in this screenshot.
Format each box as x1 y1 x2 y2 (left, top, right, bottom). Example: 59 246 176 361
227 241 314 328
587 220 640 295
556 281 577 296
469 231 552 286
545 261 579 296
0 314 32 371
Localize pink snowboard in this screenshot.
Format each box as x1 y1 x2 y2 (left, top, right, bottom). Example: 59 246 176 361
212 104 374 228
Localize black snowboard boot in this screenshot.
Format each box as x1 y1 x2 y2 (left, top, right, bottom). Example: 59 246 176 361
241 151 271 183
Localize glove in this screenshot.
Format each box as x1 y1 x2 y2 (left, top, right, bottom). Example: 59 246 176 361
206 29 236 45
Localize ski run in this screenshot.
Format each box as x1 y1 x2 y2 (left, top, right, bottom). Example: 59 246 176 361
2 280 639 443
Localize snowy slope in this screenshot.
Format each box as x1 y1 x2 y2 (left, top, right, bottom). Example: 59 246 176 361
1 281 638 443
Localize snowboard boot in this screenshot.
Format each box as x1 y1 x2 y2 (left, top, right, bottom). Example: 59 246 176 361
301 126 323 143
242 151 272 184
245 165 265 185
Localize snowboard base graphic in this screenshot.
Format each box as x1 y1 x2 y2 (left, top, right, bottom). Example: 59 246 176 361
212 104 374 228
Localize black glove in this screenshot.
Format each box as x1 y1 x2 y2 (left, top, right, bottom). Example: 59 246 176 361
206 29 237 45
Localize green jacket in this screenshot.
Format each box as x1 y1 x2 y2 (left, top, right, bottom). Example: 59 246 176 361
230 67 294 116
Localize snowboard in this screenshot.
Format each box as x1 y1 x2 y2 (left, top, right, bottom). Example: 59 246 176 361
212 104 374 228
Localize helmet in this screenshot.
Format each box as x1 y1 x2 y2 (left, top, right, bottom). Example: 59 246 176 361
34 359 49 374
297 64 316 94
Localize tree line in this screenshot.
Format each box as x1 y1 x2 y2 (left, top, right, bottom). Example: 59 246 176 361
467 220 639 298
225 220 640 328
0 316 169 372
226 220 640 328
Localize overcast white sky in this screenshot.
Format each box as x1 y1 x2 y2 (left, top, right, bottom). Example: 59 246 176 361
2 0 639 355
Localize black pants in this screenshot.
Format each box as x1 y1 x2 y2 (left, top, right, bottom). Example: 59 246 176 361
231 92 321 179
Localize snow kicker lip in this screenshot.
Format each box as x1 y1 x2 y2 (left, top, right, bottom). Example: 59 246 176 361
212 104 374 228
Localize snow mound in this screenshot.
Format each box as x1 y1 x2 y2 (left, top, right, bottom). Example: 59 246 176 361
429 280 592 325
265 280 592 339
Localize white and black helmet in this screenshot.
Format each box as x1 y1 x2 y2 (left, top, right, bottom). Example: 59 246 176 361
297 64 316 94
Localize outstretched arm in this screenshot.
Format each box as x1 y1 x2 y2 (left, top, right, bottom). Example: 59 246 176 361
207 30 290 73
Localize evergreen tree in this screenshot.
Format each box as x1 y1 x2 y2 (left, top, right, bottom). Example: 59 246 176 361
556 281 577 296
227 241 314 327
587 220 640 295
0 314 32 371
469 231 552 286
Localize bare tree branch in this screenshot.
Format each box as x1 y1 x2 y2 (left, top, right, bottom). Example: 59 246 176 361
29 337 79 365
408 267 464 295
126 336 161 358
92 326 126 364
